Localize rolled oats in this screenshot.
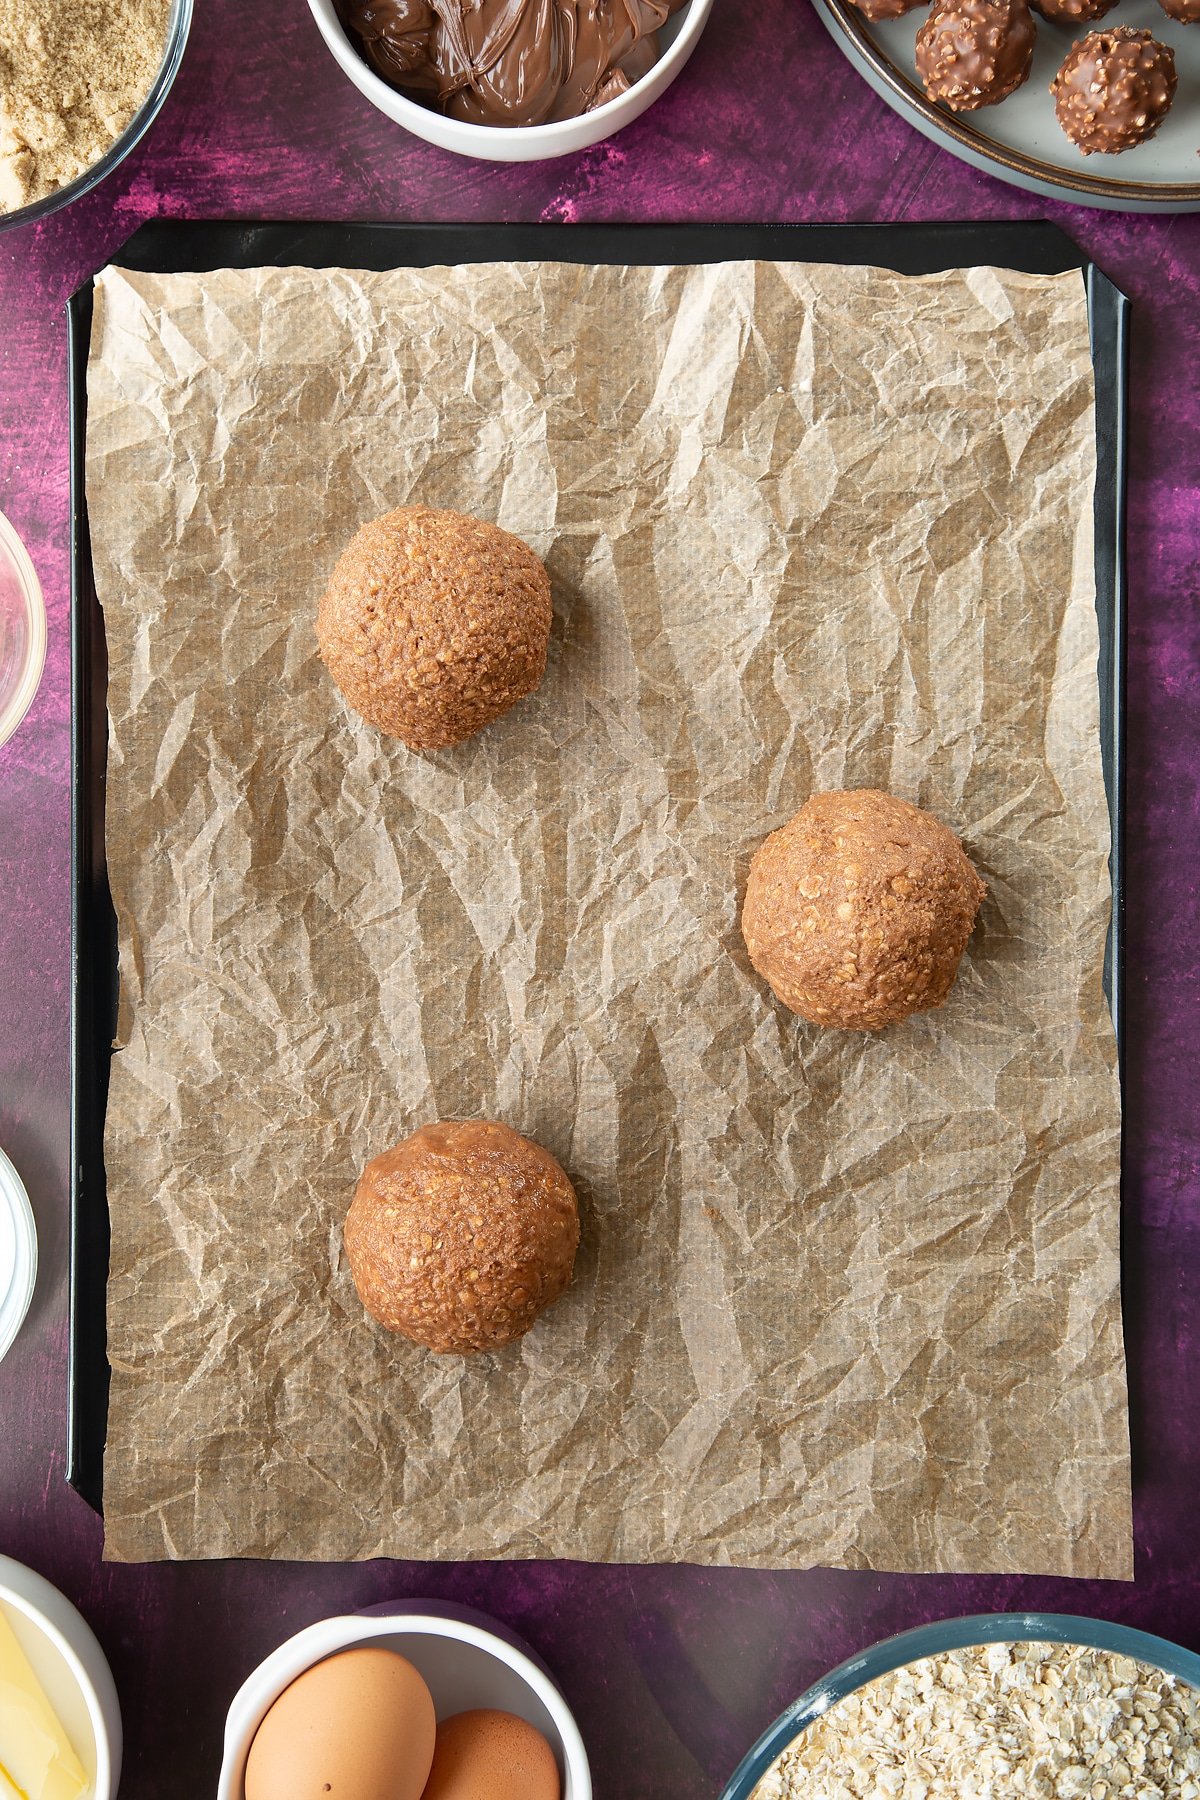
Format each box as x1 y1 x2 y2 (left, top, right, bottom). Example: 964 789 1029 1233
752 1642 1200 1800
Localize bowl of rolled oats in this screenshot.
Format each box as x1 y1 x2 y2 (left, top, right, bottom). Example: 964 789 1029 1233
723 1613 1200 1800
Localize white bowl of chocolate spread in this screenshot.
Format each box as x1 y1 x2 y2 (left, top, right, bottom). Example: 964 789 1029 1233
307 0 714 161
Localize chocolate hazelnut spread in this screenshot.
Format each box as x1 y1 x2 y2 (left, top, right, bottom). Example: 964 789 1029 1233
337 0 688 126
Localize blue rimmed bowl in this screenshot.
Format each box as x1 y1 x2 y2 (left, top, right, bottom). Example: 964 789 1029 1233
722 1612 1200 1800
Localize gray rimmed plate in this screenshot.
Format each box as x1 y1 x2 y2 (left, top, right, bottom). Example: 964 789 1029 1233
810 0 1200 212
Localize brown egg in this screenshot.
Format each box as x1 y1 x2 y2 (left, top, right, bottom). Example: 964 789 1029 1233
420 1709 561 1800
244 1646 435 1800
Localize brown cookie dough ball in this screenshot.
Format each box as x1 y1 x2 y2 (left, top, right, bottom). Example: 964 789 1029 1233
344 1120 580 1354
740 790 985 1032
915 0 1036 109
1031 0 1117 23
1051 27 1177 151
317 506 553 749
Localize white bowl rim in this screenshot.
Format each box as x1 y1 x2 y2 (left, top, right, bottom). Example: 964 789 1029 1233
0 1559 117 1797
0 510 47 749
219 1609 592 1800
0 1142 37 1358
305 0 712 159
721 1610 1200 1800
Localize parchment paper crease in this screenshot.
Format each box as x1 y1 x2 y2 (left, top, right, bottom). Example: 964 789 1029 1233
86 259 1130 1574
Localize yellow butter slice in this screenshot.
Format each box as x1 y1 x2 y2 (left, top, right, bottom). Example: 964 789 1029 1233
0 1605 88 1800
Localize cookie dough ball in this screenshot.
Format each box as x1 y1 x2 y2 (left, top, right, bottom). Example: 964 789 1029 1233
344 1120 580 1354
317 506 553 749
1051 27 1176 152
741 790 985 1032
915 0 1036 109
1031 0 1117 23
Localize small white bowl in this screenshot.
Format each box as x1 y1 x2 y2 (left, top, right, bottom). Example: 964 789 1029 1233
0 1555 123 1800
218 1602 592 1799
0 511 46 749
0 1145 37 1363
305 0 714 162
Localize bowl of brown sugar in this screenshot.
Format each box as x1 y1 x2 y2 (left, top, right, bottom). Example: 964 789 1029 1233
0 0 192 229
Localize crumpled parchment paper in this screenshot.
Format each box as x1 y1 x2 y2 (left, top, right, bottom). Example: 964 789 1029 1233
86 258 1129 1574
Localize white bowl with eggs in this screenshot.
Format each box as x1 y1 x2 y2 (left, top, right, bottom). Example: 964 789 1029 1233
304 0 714 162
218 1601 591 1800
0 1554 122 1800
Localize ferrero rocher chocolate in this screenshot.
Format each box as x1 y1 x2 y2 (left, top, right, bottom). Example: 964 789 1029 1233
1051 27 1177 154
915 0 1036 110
1030 0 1117 23
1154 0 1200 23
845 0 929 21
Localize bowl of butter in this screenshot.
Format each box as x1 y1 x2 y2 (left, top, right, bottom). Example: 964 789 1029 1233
0 1555 121 1800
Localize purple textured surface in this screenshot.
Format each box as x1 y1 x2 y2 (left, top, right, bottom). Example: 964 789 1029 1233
0 2 1198 1796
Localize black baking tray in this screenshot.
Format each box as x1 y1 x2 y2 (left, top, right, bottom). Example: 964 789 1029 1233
67 220 1128 1511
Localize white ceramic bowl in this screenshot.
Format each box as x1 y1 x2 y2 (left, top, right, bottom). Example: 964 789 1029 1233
0 1556 122 1800
305 0 714 162
218 1601 592 1799
0 1145 37 1362
0 511 46 748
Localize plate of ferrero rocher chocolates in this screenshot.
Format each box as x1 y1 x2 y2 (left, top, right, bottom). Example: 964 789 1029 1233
809 0 1200 208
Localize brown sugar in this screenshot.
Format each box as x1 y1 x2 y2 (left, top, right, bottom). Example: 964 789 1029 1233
0 0 170 212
